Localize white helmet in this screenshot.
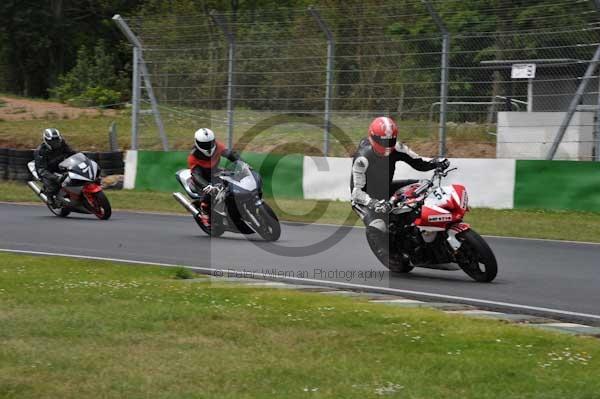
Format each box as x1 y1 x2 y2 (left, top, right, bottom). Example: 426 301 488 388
194 128 216 157
43 128 63 150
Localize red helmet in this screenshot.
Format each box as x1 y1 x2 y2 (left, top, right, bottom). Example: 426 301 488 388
368 116 398 156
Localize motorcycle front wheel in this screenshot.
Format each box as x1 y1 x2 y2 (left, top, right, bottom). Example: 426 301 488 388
245 202 280 242
85 191 112 220
456 229 497 282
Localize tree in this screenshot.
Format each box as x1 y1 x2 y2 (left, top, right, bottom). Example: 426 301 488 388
0 0 143 97
50 42 128 107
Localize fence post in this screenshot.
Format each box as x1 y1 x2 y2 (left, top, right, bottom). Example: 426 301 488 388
109 121 118 151
592 0 600 161
113 14 169 151
210 11 235 150
596 76 600 161
138 59 169 151
546 44 600 160
423 1 449 158
130 47 141 150
309 6 334 157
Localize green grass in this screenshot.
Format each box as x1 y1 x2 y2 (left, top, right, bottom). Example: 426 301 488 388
2 180 600 243
0 99 493 157
0 253 599 398
0 113 133 151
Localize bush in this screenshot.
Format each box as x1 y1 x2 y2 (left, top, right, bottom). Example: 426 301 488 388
66 87 122 108
50 42 128 108
173 267 195 280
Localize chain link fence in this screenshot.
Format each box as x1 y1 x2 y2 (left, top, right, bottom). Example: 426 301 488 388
119 0 600 160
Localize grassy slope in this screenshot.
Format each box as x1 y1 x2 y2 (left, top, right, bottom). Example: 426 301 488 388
2 181 600 243
0 253 599 399
0 96 493 157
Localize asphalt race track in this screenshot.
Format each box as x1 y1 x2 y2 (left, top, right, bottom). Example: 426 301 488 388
1 203 599 324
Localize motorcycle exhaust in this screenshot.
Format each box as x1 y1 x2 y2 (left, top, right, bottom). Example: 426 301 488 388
27 181 48 203
172 192 200 217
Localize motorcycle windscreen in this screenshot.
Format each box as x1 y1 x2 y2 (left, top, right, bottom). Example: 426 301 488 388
61 153 98 181
220 164 257 192
59 153 88 170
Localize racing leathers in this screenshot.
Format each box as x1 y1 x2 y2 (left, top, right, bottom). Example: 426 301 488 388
350 138 443 264
188 140 240 206
34 141 76 200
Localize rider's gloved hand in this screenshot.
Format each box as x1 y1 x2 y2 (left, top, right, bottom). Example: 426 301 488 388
434 158 450 170
389 192 406 207
203 183 223 195
369 199 392 214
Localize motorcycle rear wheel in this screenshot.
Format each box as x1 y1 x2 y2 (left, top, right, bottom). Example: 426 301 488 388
47 203 71 217
366 232 414 273
456 229 497 282
194 213 225 237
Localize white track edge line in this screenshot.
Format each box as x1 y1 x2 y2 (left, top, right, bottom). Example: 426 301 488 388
2 201 600 246
2 247 600 322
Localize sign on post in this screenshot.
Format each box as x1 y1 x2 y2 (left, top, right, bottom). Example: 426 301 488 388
512 63 536 112
511 63 536 79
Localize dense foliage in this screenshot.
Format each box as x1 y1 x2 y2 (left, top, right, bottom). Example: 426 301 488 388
0 0 597 114
0 0 142 97
49 43 127 107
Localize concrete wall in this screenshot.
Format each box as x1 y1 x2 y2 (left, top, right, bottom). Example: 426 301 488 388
497 111 594 160
302 156 515 208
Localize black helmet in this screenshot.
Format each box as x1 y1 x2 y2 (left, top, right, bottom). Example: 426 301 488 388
43 128 63 150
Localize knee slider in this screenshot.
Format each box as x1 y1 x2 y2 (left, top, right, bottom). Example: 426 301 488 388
368 218 387 233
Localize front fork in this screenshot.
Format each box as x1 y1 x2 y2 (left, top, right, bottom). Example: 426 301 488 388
82 183 102 207
446 222 471 251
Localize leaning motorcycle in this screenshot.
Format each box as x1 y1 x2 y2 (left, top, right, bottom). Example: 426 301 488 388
369 167 497 282
173 160 281 241
27 152 112 220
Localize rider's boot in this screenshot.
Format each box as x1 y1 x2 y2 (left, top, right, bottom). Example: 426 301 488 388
366 226 391 261
198 201 211 228
44 189 60 208
366 224 411 272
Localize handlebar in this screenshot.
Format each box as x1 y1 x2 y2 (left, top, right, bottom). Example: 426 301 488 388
436 166 457 178
389 166 457 212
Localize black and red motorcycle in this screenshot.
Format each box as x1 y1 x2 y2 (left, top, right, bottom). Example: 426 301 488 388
27 152 112 220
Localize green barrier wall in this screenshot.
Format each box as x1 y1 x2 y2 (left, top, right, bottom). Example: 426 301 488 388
134 152 600 211
514 160 600 212
135 151 304 198
135 151 188 192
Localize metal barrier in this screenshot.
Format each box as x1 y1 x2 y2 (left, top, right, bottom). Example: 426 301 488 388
114 1 600 160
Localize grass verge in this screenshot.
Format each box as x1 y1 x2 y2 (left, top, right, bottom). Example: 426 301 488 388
0 253 599 398
2 180 600 243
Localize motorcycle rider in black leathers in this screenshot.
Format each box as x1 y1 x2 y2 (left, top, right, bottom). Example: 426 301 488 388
350 117 449 269
34 128 76 207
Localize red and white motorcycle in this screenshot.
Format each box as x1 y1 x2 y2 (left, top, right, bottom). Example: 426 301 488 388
372 167 497 282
